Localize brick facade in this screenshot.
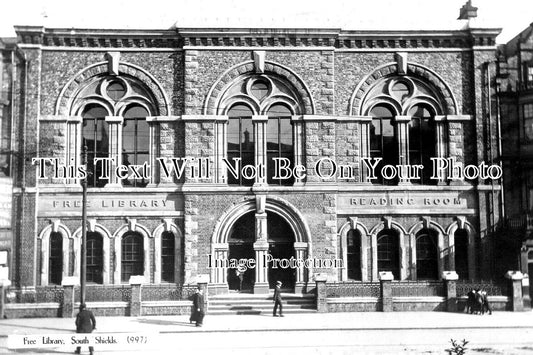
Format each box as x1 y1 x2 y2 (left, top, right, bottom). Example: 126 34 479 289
4 22 504 297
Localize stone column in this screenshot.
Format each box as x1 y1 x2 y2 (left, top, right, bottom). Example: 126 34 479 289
433 115 447 185
66 116 82 186
394 115 411 184
61 276 78 318
0 279 11 319
359 116 372 184
104 116 123 187
315 274 328 313
253 241 270 294
129 275 144 317
292 116 305 185
294 243 308 293
252 115 268 185
145 116 159 187
442 271 459 312
505 271 525 312
379 271 394 312
214 117 228 184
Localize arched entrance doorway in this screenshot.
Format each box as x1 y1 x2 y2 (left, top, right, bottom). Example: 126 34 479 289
267 212 296 289
227 212 256 291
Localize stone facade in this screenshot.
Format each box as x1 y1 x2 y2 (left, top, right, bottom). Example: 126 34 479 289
3 18 505 299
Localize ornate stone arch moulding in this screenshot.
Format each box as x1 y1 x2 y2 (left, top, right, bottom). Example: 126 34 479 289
55 61 171 116
204 60 315 115
350 60 459 116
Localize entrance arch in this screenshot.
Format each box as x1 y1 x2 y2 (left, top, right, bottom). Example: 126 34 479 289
227 212 256 291
211 197 310 293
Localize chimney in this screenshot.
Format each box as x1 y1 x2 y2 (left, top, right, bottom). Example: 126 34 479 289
458 0 478 20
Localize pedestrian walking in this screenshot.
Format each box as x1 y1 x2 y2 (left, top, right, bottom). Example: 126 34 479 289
192 287 205 327
74 304 96 355
273 280 284 317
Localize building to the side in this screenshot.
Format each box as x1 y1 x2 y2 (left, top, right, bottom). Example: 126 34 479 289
2 3 506 297
498 22 533 303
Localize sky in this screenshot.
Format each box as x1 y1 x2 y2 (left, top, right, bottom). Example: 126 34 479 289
0 0 531 44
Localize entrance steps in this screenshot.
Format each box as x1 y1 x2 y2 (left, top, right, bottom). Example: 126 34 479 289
208 292 316 315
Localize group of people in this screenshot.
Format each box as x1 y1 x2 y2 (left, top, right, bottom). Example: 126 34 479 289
466 288 492 315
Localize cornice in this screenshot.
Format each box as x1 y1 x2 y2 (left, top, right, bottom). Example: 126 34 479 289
13 26 500 50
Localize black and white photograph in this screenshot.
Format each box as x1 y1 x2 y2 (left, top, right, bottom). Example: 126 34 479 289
0 0 532 353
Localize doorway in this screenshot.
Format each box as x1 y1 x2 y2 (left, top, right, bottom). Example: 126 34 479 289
267 212 296 289
227 212 255 291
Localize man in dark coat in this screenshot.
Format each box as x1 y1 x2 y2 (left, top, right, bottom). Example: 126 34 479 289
192 287 205 327
75 304 96 354
273 280 283 317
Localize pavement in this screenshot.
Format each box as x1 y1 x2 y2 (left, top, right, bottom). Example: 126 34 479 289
0 311 532 354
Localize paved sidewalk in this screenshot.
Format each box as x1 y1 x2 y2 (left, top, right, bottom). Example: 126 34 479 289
1 311 533 354
1 310 533 336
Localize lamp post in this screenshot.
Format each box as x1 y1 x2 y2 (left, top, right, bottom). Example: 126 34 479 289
80 145 88 306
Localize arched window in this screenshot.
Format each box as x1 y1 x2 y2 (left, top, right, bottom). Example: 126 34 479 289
121 232 144 283
347 229 362 281
49 232 63 285
416 229 439 280
161 231 175 283
227 104 254 186
82 104 109 187
266 104 294 185
408 104 436 184
454 229 469 280
370 105 397 184
86 232 103 284
377 230 400 280
122 105 149 187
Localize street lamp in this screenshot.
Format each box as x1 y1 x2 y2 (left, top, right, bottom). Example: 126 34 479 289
80 145 88 306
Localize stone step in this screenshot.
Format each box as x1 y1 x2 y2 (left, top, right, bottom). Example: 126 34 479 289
207 292 316 314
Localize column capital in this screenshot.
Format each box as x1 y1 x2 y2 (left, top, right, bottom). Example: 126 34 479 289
394 115 411 123
105 115 123 123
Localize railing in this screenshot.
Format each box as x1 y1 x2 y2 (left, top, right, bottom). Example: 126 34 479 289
506 213 533 231
455 280 509 297
391 281 444 297
6 286 64 303
326 282 380 298
76 285 132 302
141 284 197 301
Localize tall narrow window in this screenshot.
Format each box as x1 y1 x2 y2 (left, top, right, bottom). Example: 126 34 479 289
369 105 397 184
416 229 439 280
347 229 362 280
122 105 149 187
161 231 175 283
377 230 400 280
227 104 254 186
454 229 469 280
86 232 103 284
82 105 109 187
49 232 63 285
267 104 294 185
409 104 436 184
523 103 533 142
121 232 144 283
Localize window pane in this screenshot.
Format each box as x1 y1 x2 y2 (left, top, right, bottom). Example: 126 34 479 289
455 229 469 280
82 105 108 187
416 230 438 280
121 232 144 283
251 81 269 101
347 229 361 280
107 81 126 101
161 231 175 282
49 232 63 285
123 120 136 151
86 232 103 284
227 104 254 186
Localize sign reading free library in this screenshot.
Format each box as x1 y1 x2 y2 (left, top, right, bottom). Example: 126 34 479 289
337 191 474 215
38 193 183 217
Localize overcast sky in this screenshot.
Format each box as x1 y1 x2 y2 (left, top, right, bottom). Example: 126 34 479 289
1 0 531 44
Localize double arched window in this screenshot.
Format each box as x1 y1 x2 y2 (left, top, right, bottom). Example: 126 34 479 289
221 74 302 186
74 75 156 188
365 76 442 185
